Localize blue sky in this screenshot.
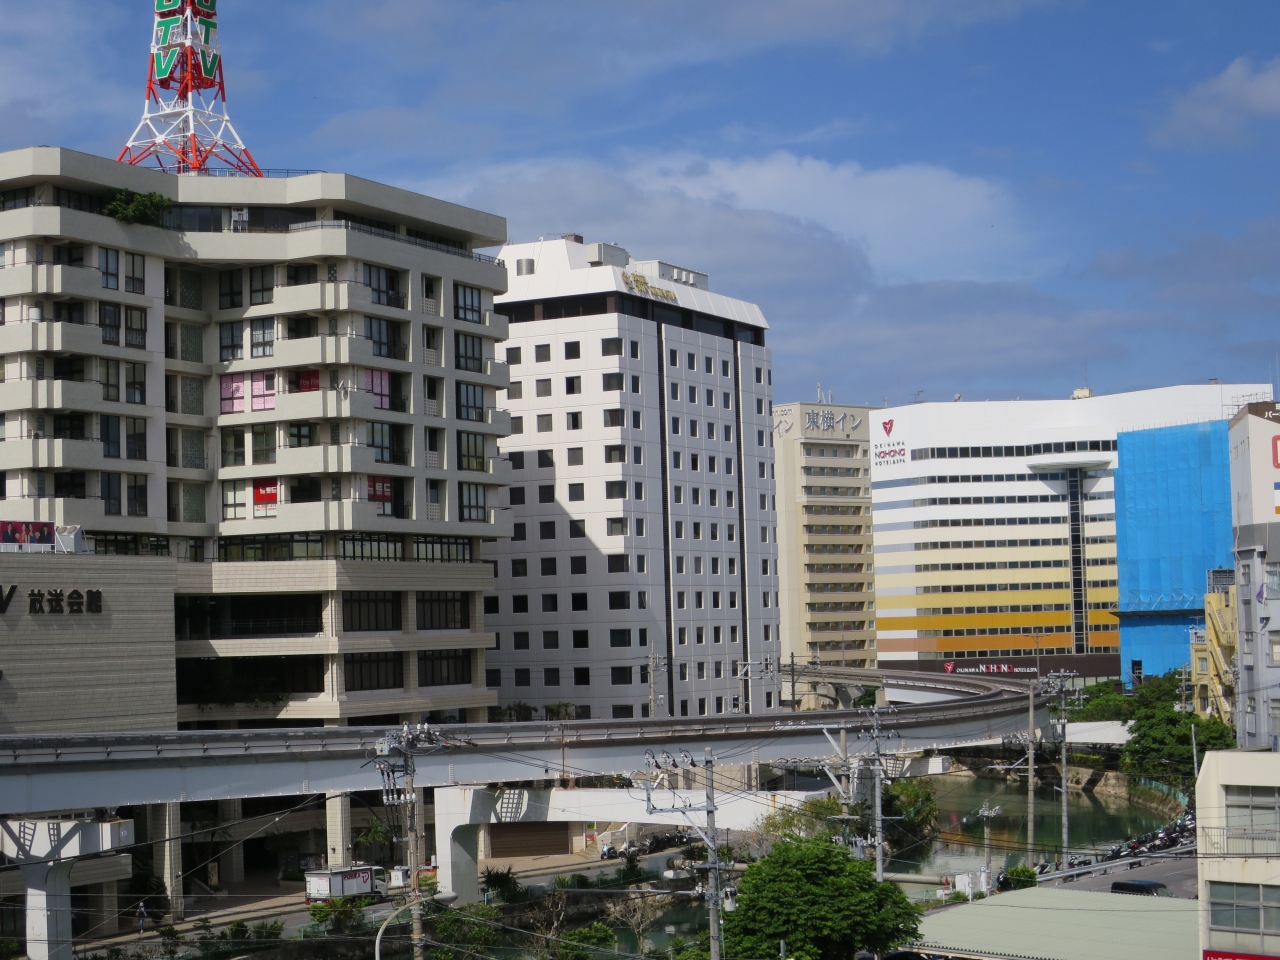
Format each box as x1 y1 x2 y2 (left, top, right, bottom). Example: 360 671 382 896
5 1 1280 406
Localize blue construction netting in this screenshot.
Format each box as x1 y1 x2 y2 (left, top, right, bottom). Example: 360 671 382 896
1115 421 1232 676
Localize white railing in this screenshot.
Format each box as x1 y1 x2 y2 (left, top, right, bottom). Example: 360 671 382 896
423 399 440 418
424 451 442 469
423 503 441 521
421 299 439 317
1200 827 1279 856
423 348 440 367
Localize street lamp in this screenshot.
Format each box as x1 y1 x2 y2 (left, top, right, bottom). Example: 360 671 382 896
374 889 458 960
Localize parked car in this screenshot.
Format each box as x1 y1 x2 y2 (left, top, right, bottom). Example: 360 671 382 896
1111 879 1172 897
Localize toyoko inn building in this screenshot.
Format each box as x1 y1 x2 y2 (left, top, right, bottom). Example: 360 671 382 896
870 384 1269 682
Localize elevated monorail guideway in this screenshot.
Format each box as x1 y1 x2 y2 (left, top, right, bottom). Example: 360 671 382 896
0 670 1047 814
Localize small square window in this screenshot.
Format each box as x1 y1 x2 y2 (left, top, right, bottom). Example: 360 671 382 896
565 376 582 395
536 379 552 397
486 669 501 688
608 555 630 573
509 451 525 469
514 668 531 687
567 411 583 430
543 630 559 649
570 555 587 574
630 340 639 359
539 484 555 504
607 517 628 536
506 347 522 365
511 559 528 577
573 630 589 649
540 557 557 576
539 521 556 539
513 523 526 541
537 414 553 432
568 483 585 501
509 487 526 506
542 594 559 612
568 447 584 466
602 337 623 356
574 667 591 685
512 596 529 614
544 667 561 686
535 344 551 362
569 519 587 538
538 450 554 468
571 593 588 611
514 631 530 649
565 341 581 360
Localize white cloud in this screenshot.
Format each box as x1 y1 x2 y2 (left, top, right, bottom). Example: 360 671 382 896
1154 56 1280 148
630 150 1033 283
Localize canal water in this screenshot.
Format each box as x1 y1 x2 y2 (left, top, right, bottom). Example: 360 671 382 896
888 772 1169 881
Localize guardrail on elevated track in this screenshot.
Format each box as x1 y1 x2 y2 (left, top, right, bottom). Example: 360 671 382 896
0 670 1048 814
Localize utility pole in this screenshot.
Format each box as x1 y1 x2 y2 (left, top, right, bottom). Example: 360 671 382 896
790 652 798 711
1027 680 1036 865
873 706 885 882
839 728 850 847
705 748 721 960
649 645 658 718
1192 723 1200 778
404 763 423 960
1060 680 1069 860
979 800 1001 891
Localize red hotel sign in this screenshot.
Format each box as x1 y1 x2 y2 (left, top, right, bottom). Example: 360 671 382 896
1205 950 1280 960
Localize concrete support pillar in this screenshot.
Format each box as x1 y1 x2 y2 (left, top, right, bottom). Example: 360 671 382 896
22 861 74 960
85 881 119 939
152 803 183 922
326 793 352 868
217 799 244 885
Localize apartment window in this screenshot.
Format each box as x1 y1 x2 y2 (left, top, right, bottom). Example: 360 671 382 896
344 652 404 691
250 318 274 357
101 473 122 515
507 347 522 365
416 591 470 630
604 409 624 428
220 322 243 361
565 376 582 395
1208 881 1280 933
343 591 403 632
603 373 624 391
611 666 634 686
459 482 487 521
514 668 531 687
571 593 588 611
605 445 626 464
122 252 146 294
605 481 627 499
217 269 243 309
509 487 526 506
454 283 483 323
125 363 146 404
607 518 628 536
93 413 120 459
608 555 630 573
453 381 484 422
570 556 587 575
536 414 552 432
455 332 483 372
290 422 318 447
568 483 584 502
125 307 147 348
99 248 119 289
569 519 586 538
608 592 631 610
538 485 555 504
252 423 275 464
100 303 121 345
249 265 274 305
457 431 486 471
123 474 147 517
125 418 147 460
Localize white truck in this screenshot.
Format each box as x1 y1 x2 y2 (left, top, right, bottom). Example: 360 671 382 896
304 865 389 904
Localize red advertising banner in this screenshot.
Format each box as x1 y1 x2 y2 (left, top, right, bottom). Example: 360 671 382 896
252 479 278 504
1 521 54 545
1205 950 1280 960
368 477 392 502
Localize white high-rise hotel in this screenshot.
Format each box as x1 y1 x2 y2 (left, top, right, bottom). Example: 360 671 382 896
485 236 780 719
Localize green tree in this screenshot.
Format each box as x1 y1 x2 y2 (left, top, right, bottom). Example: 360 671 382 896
429 903 501 960
884 778 938 847
1123 707 1235 780
1006 864 1037 890
723 837 921 960
104 190 171 227
557 922 616 960
308 896 369 933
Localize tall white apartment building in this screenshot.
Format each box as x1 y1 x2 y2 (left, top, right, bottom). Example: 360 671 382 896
485 236 780 720
0 146 511 732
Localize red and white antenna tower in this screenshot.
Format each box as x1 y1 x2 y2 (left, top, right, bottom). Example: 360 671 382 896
117 0 261 176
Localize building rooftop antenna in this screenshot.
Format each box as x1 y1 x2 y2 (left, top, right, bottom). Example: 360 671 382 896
117 0 262 176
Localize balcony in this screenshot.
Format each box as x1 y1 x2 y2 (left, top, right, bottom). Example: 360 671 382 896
211 618 324 640
485 456 512 485
271 333 375 369
0 437 121 472
421 299 440 317
2 496 109 528
483 358 510 384
0 378 107 412
1201 826 1280 856
423 348 442 367
0 318 118 357
0 262 139 304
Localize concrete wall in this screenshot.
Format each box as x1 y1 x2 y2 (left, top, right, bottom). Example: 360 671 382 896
0 553 176 732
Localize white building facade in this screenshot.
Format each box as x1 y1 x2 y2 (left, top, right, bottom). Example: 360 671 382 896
871 385 1267 683
485 237 780 720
